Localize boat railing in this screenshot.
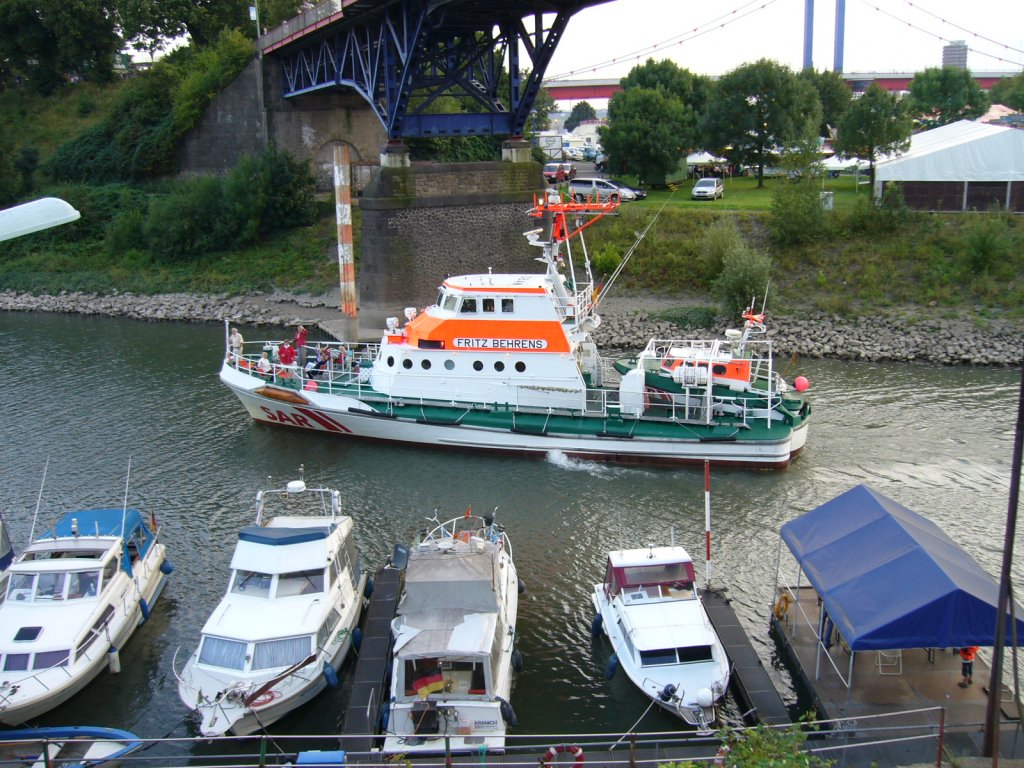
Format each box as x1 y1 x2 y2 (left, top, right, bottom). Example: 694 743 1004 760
227 340 380 390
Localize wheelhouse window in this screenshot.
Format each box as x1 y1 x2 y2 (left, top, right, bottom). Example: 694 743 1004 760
402 657 486 696
33 650 70 669
639 645 713 667
253 636 311 670
501 299 514 312
442 293 458 312
199 636 247 670
277 569 324 597
621 562 694 588
482 298 495 312
231 570 272 598
460 298 477 313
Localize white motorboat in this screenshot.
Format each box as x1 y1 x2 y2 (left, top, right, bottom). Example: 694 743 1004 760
218 196 810 468
0 510 13 590
175 469 367 736
0 508 171 724
383 510 520 754
0 725 142 768
592 545 730 731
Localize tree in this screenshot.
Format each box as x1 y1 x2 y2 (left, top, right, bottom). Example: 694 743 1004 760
598 87 692 186
620 57 712 116
530 87 556 132
908 67 989 128
118 0 250 50
701 59 821 187
799 68 851 138
990 72 1024 111
564 101 596 133
834 83 912 195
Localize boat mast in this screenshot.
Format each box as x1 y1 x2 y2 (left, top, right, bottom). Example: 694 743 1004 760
704 460 712 589
27 457 50 544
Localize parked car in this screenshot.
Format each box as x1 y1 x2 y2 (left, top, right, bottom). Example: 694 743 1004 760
594 153 607 172
568 177 636 202
560 162 577 181
582 146 599 161
610 179 647 200
543 162 568 184
691 177 724 200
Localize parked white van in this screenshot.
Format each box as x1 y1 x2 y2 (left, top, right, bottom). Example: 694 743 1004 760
567 177 636 202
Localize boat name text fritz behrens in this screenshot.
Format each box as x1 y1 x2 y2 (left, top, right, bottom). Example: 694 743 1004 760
453 338 547 349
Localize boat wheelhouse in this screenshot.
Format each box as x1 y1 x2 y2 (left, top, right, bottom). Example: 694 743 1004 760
0 508 171 725
383 512 519 754
175 472 366 736
592 546 729 730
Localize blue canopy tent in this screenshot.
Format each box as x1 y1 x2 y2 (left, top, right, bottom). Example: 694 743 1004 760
779 484 1024 653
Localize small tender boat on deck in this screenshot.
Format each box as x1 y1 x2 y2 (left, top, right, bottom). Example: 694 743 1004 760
219 196 810 469
383 510 520 754
0 508 171 725
175 469 367 736
0 725 142 768
592 545 730 731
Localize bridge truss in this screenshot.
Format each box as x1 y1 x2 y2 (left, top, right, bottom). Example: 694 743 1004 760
271 0 608 140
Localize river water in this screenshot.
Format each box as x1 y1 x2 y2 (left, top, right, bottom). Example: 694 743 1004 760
0 311 1020 743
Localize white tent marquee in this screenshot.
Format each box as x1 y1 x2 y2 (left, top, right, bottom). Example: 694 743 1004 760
686 150 726 165
873 120 1024 210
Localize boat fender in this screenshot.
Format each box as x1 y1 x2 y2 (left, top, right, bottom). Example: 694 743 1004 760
108 646 121 674
497 696 517 727
590 613 603 638
322 661 339 689
139 597 150 621
604 653 619 680
364 575 375 599
541 744 585 768
518 578 525 595
658 683 677 702
379 701 390 731
160 560 175 575
511 649 523 673
352 627 363 651
772 592 793 621
696 687 715 708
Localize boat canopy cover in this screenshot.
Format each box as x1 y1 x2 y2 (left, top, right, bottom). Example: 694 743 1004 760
780 484 1024 650
231 528 331 574
0 516 12 571
393 609 497 658
399 547 497 615
238 526 330 546
37 509 145 540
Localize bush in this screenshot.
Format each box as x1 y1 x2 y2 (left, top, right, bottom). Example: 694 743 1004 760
768 177 828 246
698 218 746 283
712 243 771 317
961 213 1016 277
722 722 832 768
145 176 228 259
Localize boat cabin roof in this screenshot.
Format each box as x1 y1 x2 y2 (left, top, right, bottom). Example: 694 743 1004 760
608 546 694 570
35 508 146 541
231 526 334 574
399 543 499 615
443 274 548 294
237 524 332 547
393 608 498 659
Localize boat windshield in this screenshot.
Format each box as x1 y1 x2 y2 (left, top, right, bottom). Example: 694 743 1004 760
231 570 272 598
620 562 693 589
402 657 487 697
5 569 102 602
198 634 313 671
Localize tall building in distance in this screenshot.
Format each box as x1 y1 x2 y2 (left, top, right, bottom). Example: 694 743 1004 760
943 40 969 69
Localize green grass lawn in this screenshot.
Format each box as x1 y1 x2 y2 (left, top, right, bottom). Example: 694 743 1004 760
636 173 874 212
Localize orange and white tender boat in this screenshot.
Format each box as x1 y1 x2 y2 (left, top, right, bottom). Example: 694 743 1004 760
219 196 810 468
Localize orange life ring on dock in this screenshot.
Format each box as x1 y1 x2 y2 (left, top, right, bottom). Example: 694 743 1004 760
541 744 584 768
250 689 281 708
773 592 793 620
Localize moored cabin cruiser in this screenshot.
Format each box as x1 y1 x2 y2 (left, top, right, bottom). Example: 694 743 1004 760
383 511 520 754
0 508 171 725
219 196 810 467
592 545 729 731
175 470 367 736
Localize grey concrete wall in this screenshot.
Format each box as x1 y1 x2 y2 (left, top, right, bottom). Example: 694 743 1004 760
178 55 387 179
358 162 545 333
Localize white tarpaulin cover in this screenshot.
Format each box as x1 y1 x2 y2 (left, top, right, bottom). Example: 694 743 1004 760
399 545 498 615
822 154 867 171
874 120 1024 196
686 150 726 165
392 609 497 657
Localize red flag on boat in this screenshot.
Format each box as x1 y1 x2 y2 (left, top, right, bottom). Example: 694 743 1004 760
463 506 472 519
149 511 158 532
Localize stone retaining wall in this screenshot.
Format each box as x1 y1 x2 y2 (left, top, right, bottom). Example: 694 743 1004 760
2 290 1020 367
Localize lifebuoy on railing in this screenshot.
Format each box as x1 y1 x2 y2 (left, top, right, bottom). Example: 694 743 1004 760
541 744 585 768
772 592 793 620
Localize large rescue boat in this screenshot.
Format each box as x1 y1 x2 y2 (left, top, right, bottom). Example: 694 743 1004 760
219 196 810 468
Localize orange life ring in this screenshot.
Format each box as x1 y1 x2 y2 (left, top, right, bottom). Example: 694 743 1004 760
542 744 584 768
773 592 793 620
250 689 282 708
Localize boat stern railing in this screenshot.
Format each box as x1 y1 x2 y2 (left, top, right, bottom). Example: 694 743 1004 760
226 339 380 393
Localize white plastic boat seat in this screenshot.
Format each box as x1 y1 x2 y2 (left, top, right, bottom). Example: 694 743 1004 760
876 649 902 675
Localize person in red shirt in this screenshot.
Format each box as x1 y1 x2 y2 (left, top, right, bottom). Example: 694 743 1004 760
959 646 979 688
294 325 308 367
278 339 296 367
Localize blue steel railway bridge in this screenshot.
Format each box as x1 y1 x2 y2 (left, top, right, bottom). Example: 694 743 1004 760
256 0 609 143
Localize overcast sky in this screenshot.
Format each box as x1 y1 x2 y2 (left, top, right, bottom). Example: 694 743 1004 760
543 0 1024 84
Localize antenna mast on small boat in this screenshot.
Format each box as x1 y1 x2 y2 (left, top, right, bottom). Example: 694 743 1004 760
121 457 132 538
704 460 712 589
27 456 50 543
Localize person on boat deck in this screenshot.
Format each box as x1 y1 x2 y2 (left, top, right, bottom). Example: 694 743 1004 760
278 339 297 368
306 346 329 378
294 324 308 367
229 327 244 361
257 351 272 376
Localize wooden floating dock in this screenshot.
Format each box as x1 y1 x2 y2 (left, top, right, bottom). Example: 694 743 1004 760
700 587 792 727
341 564 402 753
